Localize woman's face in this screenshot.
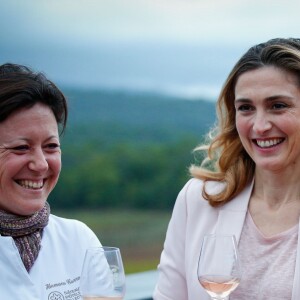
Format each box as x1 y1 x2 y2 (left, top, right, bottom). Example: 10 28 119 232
0 103 61 215
235 66 300 173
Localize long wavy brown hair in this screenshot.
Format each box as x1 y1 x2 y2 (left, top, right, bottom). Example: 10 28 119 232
190 38 300 206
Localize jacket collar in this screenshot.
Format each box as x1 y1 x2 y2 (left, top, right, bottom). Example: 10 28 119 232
215 179 253 242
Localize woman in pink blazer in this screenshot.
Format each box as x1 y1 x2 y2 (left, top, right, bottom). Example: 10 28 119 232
154 38 300 300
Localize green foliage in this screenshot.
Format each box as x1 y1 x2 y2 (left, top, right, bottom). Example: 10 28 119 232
50 138 198 210
48 88 216 210
63 88 216 147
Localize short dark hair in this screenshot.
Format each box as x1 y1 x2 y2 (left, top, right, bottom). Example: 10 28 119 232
0 63 68 134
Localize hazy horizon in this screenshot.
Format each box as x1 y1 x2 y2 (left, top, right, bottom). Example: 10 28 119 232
1 0 300 100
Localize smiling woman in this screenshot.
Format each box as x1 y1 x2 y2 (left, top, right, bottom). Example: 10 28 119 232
0 103 61 216
0 63 102 300
235 66 300 173
154 38 300 300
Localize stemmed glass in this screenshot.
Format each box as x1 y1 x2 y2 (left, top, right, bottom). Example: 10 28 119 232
197 234 241 300
80 246 126 300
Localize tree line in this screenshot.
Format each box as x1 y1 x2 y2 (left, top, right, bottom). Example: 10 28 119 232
48 89 216 210
49 136 203 210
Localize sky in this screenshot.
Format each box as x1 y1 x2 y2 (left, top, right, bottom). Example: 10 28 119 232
1 0 300 100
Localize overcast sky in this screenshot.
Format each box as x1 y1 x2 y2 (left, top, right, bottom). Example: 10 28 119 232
1 0 300 100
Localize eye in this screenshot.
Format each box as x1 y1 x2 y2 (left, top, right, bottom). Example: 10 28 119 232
12 145 30 151
271 102 288 110
4 144 30 155
236 104 254 112
45 143 61 151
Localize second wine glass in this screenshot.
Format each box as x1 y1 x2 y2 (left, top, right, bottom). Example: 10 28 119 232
80 246 126 300
197 234 241 300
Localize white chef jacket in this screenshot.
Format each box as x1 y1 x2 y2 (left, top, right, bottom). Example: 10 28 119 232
153 178 300 300
0 214 101 300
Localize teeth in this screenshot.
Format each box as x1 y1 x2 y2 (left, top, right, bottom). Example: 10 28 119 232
256 138 283 148
17 180 44 189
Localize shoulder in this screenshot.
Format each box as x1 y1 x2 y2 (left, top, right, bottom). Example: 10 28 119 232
169 178 222 225
48 214 91 231
45 214 100 246
178 178 225 204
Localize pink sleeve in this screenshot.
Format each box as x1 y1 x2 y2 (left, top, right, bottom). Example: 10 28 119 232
153 181 191 300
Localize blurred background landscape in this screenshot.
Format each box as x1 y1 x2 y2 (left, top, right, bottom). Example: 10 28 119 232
51 89 215 273
1 0 300 273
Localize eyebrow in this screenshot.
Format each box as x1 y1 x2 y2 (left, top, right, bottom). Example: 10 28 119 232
3 135 59 145
235 95 293 103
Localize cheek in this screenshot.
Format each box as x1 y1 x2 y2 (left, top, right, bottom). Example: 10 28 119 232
280 119 300 135
0 156 24 177
50 156 62 175
235 117 247 137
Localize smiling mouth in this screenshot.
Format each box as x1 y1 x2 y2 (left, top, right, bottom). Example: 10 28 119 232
254 138 284 148
16 180 44 189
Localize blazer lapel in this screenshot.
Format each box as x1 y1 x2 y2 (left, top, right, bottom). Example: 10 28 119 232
215 180 253 243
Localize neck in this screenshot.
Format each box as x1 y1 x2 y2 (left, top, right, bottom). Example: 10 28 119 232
254 169 300 207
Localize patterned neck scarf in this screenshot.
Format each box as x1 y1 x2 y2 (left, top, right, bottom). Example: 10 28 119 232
0 202 50 272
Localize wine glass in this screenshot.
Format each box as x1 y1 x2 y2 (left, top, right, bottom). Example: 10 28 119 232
197 234 241 300
80 246 126 300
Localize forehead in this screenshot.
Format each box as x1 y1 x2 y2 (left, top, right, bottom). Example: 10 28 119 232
235 66 299 98
0 103 58 140
5 103 54 121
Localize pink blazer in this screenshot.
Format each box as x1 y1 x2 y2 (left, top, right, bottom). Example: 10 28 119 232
153 178 300 300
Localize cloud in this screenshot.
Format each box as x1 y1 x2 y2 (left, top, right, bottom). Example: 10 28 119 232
1 0 300 98
2 0 300 45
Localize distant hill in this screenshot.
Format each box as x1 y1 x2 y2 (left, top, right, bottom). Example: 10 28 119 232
49 88 218 210
62 88 217 147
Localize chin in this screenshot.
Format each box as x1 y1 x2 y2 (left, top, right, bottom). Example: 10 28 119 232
18 201 47 216
257 163 284 173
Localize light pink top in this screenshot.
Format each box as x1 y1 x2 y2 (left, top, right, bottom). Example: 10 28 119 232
230 212 298 300
154 179 300 300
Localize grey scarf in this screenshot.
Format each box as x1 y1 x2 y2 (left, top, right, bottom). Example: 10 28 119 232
0 202 50 272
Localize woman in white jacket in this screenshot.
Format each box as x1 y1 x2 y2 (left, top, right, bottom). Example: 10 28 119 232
0 63 102 299
154 38 300 300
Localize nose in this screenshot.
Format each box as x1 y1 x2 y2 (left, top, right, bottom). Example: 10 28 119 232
28 149 48 172
252 111 272 135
